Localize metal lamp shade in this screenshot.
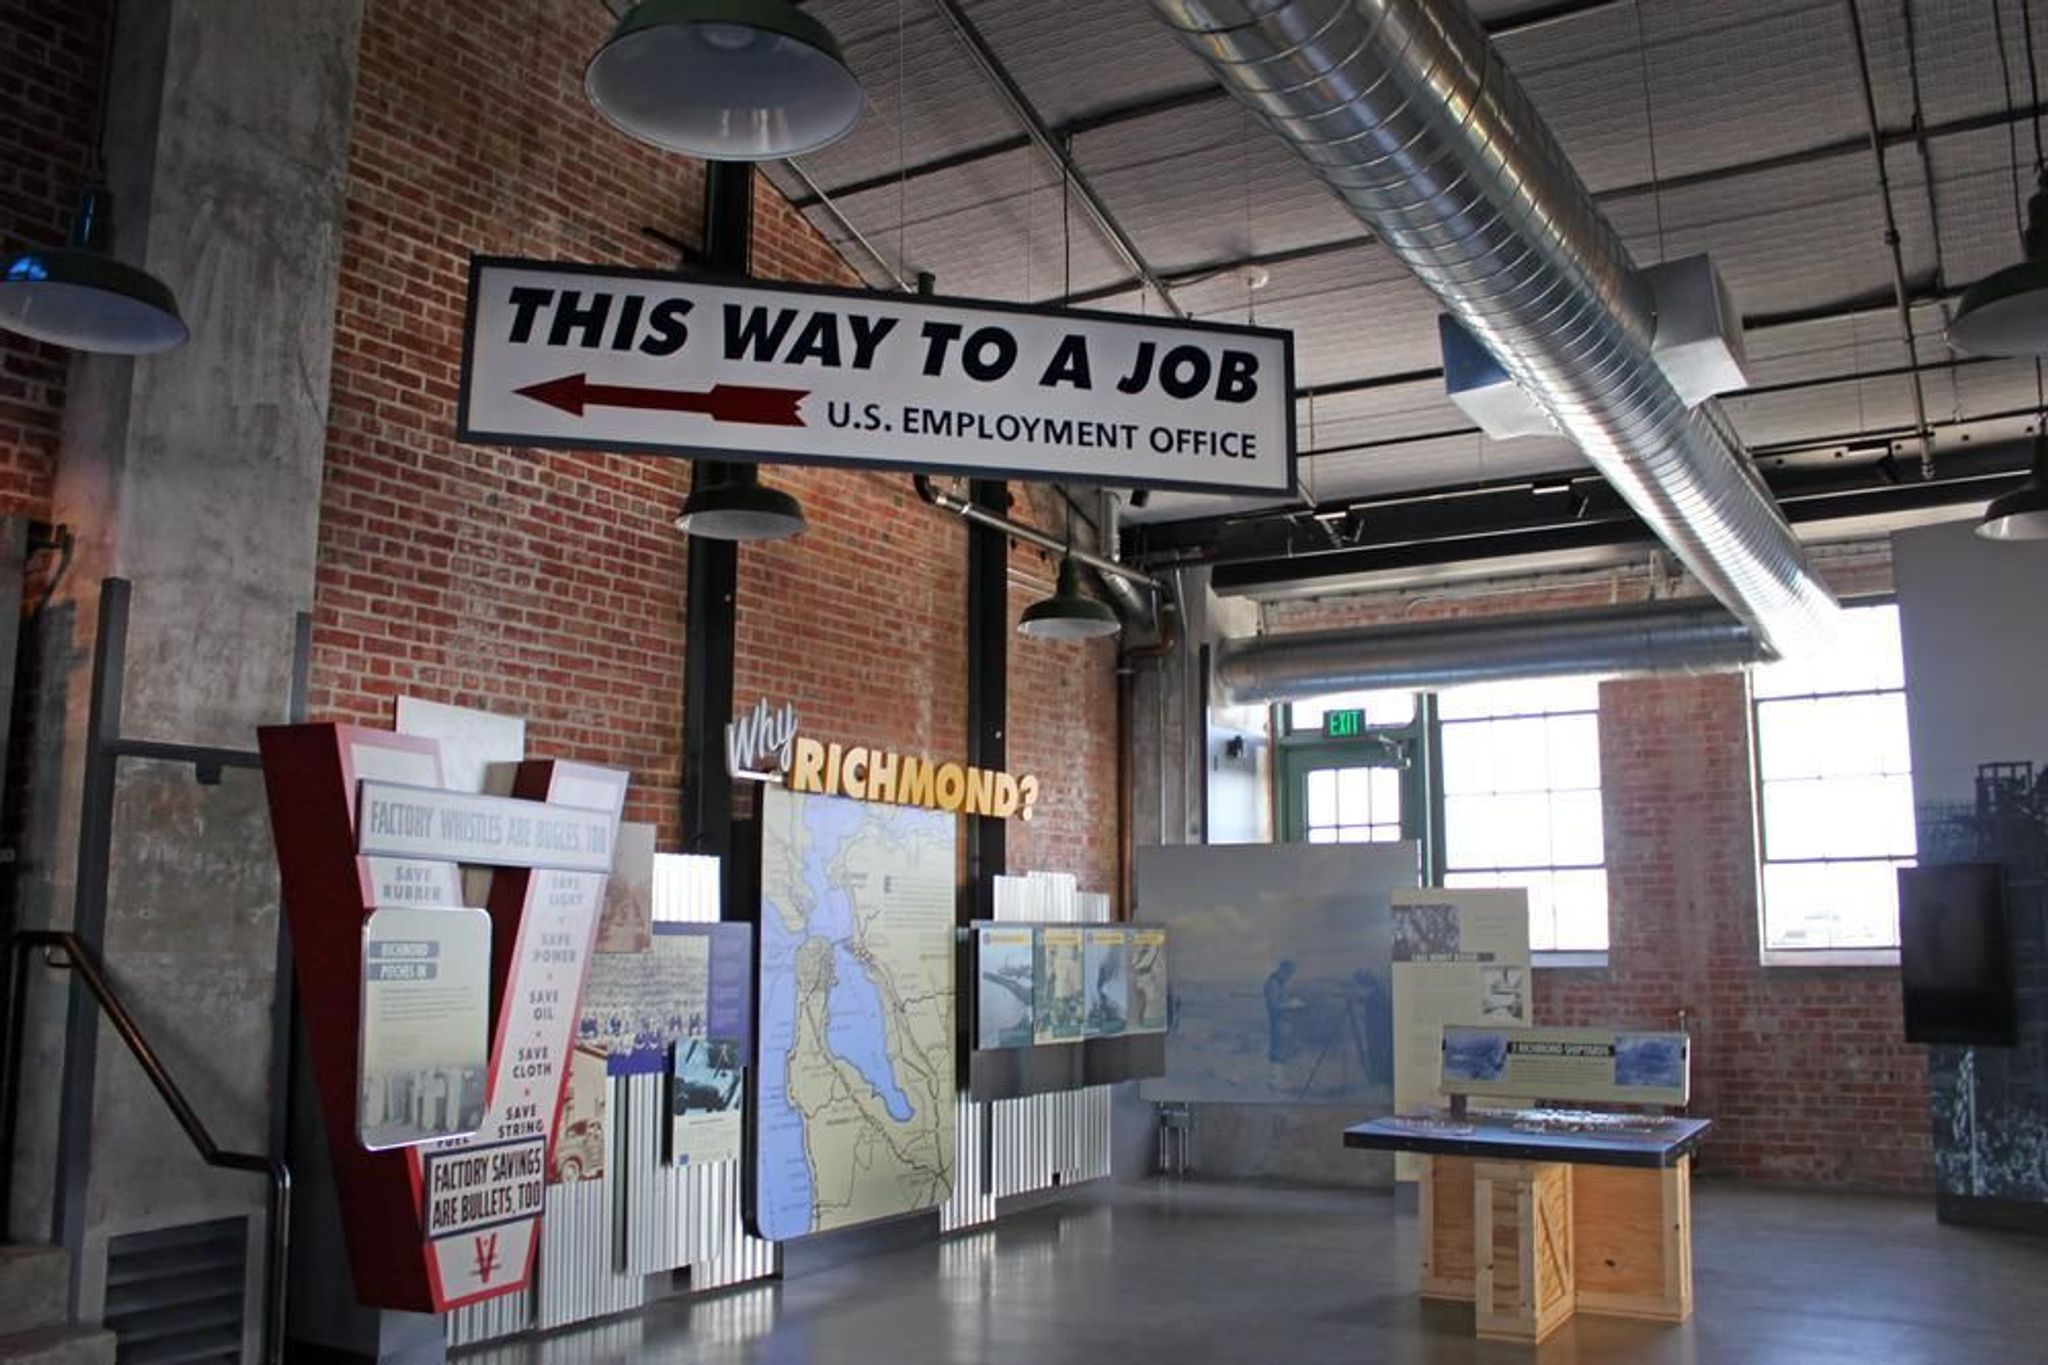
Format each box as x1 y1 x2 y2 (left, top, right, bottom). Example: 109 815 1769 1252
586 0 863 161
675 466 807 541
1018 556 1120 641
1948 257 2048 358
0 244 187 355
1977 435 2048 541
1952 179 2048 357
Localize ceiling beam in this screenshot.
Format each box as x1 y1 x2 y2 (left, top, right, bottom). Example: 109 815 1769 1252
790 0 1632 211
1059 100 2047 309
1189 439 2030 594
926 0 1185 317
1131 405 2034 564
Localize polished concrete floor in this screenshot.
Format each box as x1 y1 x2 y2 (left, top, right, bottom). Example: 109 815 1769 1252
464 1179 2048 1364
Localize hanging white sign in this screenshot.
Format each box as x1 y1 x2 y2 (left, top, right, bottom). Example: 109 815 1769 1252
457 258 1297 496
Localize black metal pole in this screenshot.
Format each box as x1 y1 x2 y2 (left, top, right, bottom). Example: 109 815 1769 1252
966 480 1008 920
679 162 752 857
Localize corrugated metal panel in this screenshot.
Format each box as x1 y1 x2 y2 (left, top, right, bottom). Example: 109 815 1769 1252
454 852 772 1348
939 1096 994 1232
967 875 1116 1212
537 1141 642 1331
683 1157 778 1293
616 854 778 1293
445 1283 532 1347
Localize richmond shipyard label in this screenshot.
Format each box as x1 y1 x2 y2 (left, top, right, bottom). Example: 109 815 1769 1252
458 258 1296 497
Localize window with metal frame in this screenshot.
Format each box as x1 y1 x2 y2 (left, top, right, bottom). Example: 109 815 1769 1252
1437 675 1608 953
1752 601 1915 955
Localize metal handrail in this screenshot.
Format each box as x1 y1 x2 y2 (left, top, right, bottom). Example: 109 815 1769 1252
1 930 288 1365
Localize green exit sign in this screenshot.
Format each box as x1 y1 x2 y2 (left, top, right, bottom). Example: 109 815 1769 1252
1324 708 1366 738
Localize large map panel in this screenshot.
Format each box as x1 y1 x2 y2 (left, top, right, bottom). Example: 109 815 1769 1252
755 786 957 1240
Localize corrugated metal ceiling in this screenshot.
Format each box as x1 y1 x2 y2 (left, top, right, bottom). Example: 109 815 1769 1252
763 0 2048 528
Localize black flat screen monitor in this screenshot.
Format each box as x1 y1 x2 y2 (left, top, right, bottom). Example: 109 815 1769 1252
1899 863 2016 1047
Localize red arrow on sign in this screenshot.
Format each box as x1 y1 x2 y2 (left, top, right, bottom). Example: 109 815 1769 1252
514 374 807 427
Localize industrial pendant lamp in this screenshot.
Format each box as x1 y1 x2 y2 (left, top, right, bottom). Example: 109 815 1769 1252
1977 426 2048 541
1 0 186 356
586 0 864 161
1019 555 1120 641
0 186 186 354
1950 174 2048 357
675 463 806 541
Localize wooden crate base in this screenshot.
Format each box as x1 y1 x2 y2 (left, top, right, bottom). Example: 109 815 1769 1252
1572 1157 1693 1322
1415 1154 1694 1337
1473 1160 1575 1344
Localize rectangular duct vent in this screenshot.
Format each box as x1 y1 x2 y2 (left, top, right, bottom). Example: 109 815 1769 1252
103 1217 247 1365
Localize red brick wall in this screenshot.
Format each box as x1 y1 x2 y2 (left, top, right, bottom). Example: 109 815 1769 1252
1267 551 1933 1191
307 0 1119 894
0 0 102 521
1004 497 1119 893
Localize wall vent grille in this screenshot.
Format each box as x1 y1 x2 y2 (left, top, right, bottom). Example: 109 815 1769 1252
103 1217 247 1365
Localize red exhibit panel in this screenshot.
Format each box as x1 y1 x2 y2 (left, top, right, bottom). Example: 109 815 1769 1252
258 723 624 1311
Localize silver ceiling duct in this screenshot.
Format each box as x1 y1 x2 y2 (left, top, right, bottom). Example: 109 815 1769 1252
1149 0 1840 658
1216 601 1765 705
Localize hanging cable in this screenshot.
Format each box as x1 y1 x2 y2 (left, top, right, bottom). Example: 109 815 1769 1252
896 0 909 286
1845 0 1935 476
1632 0 1669 263
2023 0 2046 170
1995 0 2029 239
1061 138 1073 303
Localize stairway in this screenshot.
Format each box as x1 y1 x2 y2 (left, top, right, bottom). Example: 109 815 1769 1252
0 1246 114 1365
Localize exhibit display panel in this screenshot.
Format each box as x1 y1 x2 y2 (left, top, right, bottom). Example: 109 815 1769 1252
753 784 958 1240
258 723 627 1312
1138 842 1412 1106
1440 1025 1690 1108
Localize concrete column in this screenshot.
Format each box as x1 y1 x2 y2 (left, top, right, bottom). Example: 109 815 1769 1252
8 2 362 1355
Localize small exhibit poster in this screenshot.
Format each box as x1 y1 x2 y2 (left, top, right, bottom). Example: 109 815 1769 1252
670 1037 744 1165
1033 926 1086 1044
669 920 754 1166
358 906 491 1151
548 1044 607 1184
1390 888 1531 1178
976 925 1037 1049
576 924 710 1074
1128 927 1169 1034
1440 1025 1690 1107
593 822 656 954
1083 927 1130 1037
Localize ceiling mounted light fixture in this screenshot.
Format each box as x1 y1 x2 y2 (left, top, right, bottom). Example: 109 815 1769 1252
675 463 806 541
1949 174 2048 357
0 185 186 357
2 0 187 356
1977 425 2048 541
1018 554 1120 642
586 0 864 162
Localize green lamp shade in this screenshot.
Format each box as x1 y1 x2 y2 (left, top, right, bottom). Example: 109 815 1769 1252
586 0 864 161
0 245 188 355
675 465 807 541
1018 556 1120 641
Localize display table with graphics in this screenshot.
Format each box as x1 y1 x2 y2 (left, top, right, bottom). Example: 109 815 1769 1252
1346 1110 1711 1344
